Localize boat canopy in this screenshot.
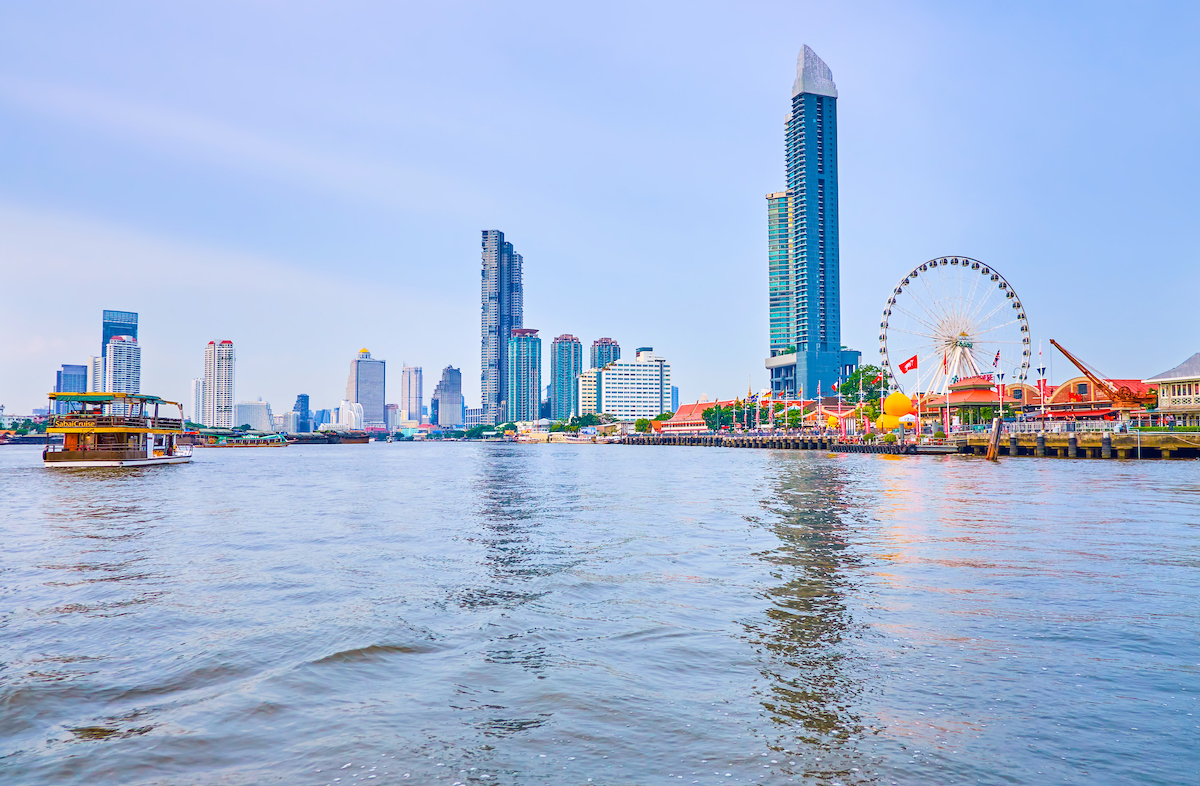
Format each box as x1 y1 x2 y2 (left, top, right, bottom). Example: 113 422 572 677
47 392 181 406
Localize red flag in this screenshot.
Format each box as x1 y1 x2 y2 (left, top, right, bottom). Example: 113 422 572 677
899 354 918 374
873 373 883 384
831 383 839 392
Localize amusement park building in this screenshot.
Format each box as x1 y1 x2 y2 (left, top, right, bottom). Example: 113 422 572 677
1145 353 1200 427
763 45 860 400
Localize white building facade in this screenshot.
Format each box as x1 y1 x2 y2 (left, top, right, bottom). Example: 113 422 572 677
235 400 273 431
190 378 205 424
400 365 423 424
579 347 671 421
104 336 141 397
204 341 236 428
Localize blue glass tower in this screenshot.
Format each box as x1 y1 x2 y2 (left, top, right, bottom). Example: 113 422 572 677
766 46 858 399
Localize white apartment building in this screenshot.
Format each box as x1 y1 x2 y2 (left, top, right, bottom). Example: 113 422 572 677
104 335 141 395
579 347 671 421
235 400 273 431
204 341 236 428
87 356 105 392
190 378 205 424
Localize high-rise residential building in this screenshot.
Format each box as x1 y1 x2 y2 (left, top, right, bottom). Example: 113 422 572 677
400 365 423 423
764 46 859 400
385 403 400 431
204 340 236 428
103 336 141 395
579 347 671 421
87 356 104 392
101 310 137 360
190 378 205 424
431 365 464 427
481 229 524 424
235 400 273 431
550 334 583 420
347 349 386 429
671 385 679 413
54 364 87 413
591 337 620 369
505 328 541 423
464 407 485 426
293 394 311 432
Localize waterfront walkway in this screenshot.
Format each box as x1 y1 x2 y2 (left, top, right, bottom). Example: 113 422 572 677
621 431 1199 459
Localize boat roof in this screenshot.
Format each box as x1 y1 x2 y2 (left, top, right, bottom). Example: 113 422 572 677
48 392 180 406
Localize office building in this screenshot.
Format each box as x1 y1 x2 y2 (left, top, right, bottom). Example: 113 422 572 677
577 368 600 416
400 365 423 423
347 349 386 429
385 403 400 431
104 336 141 398
314 409 332 428
204 341 236 428
190 379 205 424
579 347 671 421
54 364 87 413
292 394 311 432
337 400 364 430
101 310 137 359
87 356 104 392
550 334 583 420
431 365 464 427
591 337 620 369
671 385 679 413
765 46 860 399
464 407 485 426
235 400 273 431
283 412 299 433
481 229 524 424
505 328 541 423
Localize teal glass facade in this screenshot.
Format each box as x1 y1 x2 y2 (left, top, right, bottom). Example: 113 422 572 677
550 334 582 421
506 329 541 423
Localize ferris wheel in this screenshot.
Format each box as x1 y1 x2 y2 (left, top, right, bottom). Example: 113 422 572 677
879 256 1031 396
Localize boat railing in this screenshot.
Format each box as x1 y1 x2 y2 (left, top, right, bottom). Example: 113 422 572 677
50 415 184 430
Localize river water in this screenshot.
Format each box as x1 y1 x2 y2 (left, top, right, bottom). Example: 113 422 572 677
1 443 1197 785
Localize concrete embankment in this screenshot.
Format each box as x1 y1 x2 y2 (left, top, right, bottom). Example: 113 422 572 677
621 432 1199 459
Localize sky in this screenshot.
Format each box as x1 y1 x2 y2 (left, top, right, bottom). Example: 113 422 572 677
2 1 1198 414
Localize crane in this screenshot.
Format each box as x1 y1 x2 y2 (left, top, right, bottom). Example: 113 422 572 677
1049 339 1157 411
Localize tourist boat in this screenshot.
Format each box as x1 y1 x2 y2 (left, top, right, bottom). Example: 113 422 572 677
44 392 193 467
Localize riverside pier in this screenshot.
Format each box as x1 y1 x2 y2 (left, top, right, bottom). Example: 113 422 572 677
620 431 1199 459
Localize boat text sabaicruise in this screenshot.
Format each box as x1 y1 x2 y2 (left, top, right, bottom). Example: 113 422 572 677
44 392 193 468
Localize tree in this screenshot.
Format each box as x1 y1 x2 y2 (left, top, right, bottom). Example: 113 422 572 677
634 418 651 433
785 408 803 429
701 404 733 431
841 364 885 403
654 412 674 421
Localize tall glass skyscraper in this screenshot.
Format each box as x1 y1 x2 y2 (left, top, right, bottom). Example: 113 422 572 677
347 349 386 429
550 334 583 420
101 310 138 358
481 230 524 424
590 337 620 369
765 46 858 399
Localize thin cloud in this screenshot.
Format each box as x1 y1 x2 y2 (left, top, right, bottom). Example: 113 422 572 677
0 76 479 212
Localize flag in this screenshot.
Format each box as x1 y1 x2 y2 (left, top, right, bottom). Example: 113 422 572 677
831 383 839 392
873 373 882 384
899 354 918 374
992 350 1001 367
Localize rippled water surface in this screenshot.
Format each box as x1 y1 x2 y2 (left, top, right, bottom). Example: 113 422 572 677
2 443 1198 785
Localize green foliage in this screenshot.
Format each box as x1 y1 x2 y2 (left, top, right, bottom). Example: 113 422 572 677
863 433 876 442
778 346 797 355
464 424 494 440
702 404 734 431
654 412 674 421
236 423 252 431
841 365 885 403
634 418 651 433
785 408 803 430
883 433 897 444
934 430 947 440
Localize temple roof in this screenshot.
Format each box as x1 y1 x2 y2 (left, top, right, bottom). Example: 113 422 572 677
793 45 838 98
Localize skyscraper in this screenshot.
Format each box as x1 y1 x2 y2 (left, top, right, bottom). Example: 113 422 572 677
481 230 524 424
104 336 141 413
347 349 386 429
671 385 679 413
400 365 423 423
431 365 464 427
54 364 87 413
293 394 311 432
505 328 541 423
765 46 859 399
190 378 205 424
87 357 104 392
591 337 620 369
550 334 583 420
101 310 137 359
204 340 236 428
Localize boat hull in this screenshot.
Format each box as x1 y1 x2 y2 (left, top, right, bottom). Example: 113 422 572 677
44 455 193 468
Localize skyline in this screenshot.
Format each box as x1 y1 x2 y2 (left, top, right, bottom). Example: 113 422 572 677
3 3 1200 413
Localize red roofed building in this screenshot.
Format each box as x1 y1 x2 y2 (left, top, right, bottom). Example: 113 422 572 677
662 399 734 434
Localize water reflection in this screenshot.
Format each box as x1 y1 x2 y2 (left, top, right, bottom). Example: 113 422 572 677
747 455 873 781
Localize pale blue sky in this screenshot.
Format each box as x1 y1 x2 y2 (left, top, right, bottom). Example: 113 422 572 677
2 1 1198 413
